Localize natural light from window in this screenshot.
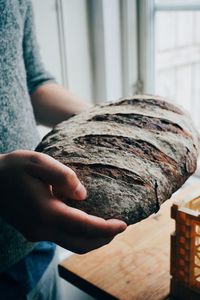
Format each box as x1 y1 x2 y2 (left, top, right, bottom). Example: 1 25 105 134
155 9 200 130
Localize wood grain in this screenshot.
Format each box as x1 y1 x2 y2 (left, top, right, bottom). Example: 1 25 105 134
59 184 200 300
59 201 173 299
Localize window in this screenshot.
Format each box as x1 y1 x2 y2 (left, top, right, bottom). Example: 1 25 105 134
33 0 139 105
155 1 200 132
33 0 200 139
139 0 200 131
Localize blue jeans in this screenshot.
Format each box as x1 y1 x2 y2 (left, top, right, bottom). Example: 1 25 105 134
24 253 62 300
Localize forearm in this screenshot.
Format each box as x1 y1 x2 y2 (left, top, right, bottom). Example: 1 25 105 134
31 83 90 127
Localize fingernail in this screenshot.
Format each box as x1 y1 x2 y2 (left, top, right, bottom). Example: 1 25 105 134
108 219 127 233
115 221 127 232
74 183 87 200
119 222 127 231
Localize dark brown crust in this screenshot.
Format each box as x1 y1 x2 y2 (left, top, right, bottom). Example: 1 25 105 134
74 135 177 167
109 98 184 115
68 163 148 186
154 180 160 213
36 96 199 225
89 113 189 137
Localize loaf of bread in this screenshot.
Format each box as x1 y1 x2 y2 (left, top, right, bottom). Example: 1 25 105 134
36 95 200 225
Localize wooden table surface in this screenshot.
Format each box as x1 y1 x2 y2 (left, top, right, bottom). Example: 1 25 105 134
59 184 200 300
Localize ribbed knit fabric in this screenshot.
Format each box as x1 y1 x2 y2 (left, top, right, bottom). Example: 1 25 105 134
0 0 55 272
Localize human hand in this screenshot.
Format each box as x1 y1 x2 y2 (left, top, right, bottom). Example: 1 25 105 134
0 150 127 253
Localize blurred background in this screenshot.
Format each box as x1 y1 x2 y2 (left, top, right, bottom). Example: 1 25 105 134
32 0 200 298
33 0 200 130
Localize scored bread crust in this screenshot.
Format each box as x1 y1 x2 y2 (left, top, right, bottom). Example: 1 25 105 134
36 95 200 225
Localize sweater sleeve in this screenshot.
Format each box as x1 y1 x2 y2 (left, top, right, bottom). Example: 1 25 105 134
23 0 55 95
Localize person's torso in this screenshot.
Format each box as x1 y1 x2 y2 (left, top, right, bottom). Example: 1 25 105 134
0 0 39 153
0 1 56 285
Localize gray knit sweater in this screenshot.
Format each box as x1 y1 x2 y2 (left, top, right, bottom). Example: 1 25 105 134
0 0 54 272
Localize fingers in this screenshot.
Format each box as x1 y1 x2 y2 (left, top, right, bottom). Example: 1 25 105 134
50 200 127 238
24 195 126 253
53 233 114 254
26 152 87 201
44 201 120 253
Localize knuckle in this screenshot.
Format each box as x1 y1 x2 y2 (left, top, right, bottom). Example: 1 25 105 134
59 171 68 184
68 168 76 177
5 150 22 162
9 150 23 157
29 152 45 165
1 150 30 173
66 168 77 181
63 167 78 186
8 150 30 159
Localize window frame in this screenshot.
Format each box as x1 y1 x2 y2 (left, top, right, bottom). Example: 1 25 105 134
140 0 200 177
155 0 200 11
87 0 139 103
139 0 200 94
137 0 155 94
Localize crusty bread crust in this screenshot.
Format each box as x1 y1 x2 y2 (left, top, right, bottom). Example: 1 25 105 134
36 95 200 225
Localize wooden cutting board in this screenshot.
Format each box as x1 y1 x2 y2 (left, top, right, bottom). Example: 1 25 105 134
59 184 200 300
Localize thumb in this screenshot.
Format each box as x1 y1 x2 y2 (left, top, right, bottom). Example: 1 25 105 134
26 152 87 201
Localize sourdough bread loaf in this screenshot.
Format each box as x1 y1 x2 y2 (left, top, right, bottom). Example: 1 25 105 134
36 95 200 225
